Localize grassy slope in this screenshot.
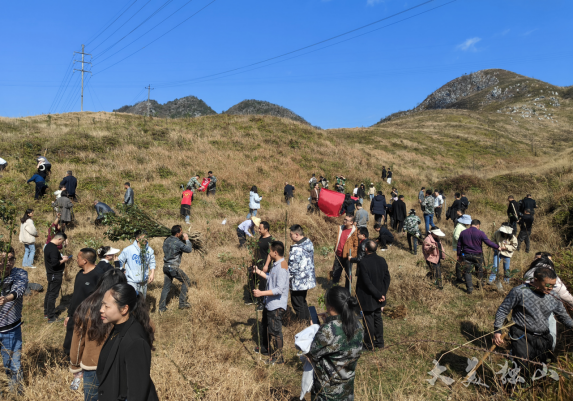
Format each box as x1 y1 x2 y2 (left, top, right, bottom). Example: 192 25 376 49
0 102 571 400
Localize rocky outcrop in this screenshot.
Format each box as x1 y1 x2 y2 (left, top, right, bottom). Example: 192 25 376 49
224 99 309 125
114 96 217 118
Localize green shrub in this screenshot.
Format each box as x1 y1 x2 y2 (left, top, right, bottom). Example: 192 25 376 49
158 166 175 179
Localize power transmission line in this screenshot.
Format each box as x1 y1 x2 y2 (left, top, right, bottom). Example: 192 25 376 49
54 67 79 113
94 0 202 68
48 55 75 114
90 0 153 52
93 0 175 60
85 0 139 47
161 0 457 88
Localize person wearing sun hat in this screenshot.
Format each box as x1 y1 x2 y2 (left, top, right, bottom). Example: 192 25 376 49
96 246 122 273
423 227 446 289
237 216 261 248
488 223 518 288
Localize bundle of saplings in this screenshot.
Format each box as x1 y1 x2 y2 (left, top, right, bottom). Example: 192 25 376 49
102 205 206 255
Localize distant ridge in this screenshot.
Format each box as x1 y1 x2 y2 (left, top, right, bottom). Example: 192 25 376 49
224 99 310 125
114 95 216 118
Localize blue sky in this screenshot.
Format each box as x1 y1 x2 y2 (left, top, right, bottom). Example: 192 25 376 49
0 0 572 128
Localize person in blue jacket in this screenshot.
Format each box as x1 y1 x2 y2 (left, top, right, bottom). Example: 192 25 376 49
27 173 47 200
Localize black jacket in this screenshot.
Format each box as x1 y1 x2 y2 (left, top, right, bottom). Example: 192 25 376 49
391 200 407 222
60 176 78 196
520 197 537 214
97 317 158 401
387 171 392 178
460 196 469 210
370 195 387 215
44 242 65 275
381 168 386 179
507 200 520 222
356 253 391 311
519 214 534 231
350 239 367 264
449 199 462 220
94 202 115 218
340 199 358 215
357 187 366 199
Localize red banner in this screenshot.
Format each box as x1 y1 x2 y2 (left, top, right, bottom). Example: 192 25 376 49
318 189 345 217
198 178 210 192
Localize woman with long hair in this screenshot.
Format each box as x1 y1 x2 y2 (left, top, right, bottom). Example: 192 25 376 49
308 286 363 400
70 269 127 401
97 283 158 401
247 185 262 219
19 209 38 268
95 246 121 273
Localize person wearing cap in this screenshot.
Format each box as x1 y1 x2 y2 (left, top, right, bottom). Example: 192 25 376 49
96 246 121 272
456 219 499 294
63 248 105 357
404 209 422 255
123 182 134 206
237 216 260 248
488 224 518 288
423 228 446 289
368 183 376 203
159 225 193 312
93 200 115 225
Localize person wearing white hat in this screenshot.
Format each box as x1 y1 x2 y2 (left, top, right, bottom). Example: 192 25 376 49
96 246 121 273
488 224 518 288
423 227 446 289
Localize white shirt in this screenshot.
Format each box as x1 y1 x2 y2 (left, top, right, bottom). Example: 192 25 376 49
53 190 62 199
353 188 358 195
0 157 6 164
434 195 444 208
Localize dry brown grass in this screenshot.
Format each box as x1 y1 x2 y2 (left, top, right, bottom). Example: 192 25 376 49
0 110 571 400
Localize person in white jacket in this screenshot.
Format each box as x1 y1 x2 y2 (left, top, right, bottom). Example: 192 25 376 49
523 253 573 350
19 209 39 268
247 186 262 219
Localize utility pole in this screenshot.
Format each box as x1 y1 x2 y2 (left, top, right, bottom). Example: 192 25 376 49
145 84 154 117
74 44 92 112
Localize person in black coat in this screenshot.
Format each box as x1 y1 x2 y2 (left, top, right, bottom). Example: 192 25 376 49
60 171 78 201
448 193 463 226
340 193 358 216
391 195 407 233
374 224 394 250
370 191 387 224
507 196 520 236
356 241 390 350
381 166 386 179
519 194 537 214
97 283 158 401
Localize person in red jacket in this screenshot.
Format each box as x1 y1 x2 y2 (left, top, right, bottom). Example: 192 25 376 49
180 186 193 224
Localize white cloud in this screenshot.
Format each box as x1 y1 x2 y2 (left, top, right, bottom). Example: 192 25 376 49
367 0 384 6
501 29 510 36
523 29 537 36
456 37 481 52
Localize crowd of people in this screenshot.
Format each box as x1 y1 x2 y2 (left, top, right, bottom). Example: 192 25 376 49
0 156 569 400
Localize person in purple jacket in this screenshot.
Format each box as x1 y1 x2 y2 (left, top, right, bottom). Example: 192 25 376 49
455 219 499 294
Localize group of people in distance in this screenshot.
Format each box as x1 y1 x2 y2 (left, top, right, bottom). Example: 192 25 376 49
1 153 570 401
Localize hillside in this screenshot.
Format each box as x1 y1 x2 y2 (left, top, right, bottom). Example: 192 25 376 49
0 72 571 400
224 99 310 125
378 69 573 124
113 95 217 118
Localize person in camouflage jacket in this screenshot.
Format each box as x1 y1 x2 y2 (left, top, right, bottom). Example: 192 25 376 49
186 175 201 191
422 190 436 234
404 209 422 255
309 287 363 401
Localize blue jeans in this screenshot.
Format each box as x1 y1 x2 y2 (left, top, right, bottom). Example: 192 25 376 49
489 252 510 283
0 326 23 395
128 281 148 299
369 194 374 202
23 244 35 267
246 209 258 219
83 370 99 401
423 214 434 233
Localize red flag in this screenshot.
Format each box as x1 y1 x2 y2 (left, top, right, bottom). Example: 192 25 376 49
318 189 345 217
198 178 210 192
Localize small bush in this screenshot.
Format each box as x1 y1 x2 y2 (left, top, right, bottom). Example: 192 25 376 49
158 166 175 179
